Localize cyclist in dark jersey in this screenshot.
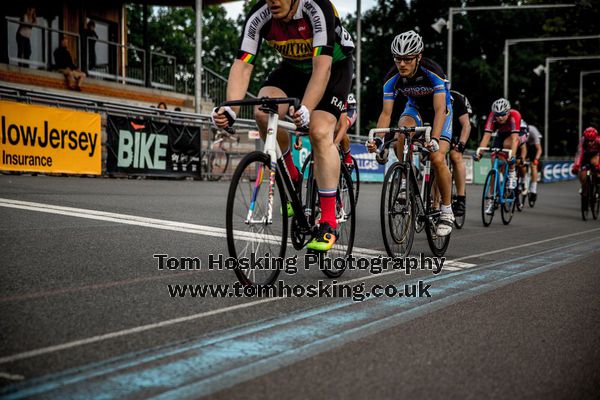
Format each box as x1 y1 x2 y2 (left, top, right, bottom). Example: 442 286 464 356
449 90 472 216
334 94 357 167
524 124 542 200
367 30 455 236
212 0 354 251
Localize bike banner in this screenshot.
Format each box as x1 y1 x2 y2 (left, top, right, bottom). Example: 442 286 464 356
106 115 202 177
542 160 576 183
0 100 101 174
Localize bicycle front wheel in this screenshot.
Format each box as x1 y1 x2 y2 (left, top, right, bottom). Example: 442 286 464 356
452 180 465 229
591 178 599 220
380 162 415 258
501 175 516 225
350 155 360 205
481 170 497 227
226 151 287 286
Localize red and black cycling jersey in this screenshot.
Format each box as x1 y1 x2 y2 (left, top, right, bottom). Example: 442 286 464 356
573 136 600 170
237 0 354 72
484 109 521 136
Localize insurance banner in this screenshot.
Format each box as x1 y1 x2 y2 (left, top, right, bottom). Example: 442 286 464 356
106 115 202 177
0 100 101 174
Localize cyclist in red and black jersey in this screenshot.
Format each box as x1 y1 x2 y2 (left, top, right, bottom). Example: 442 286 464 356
476 98 521 190
572 127 600 191
212 0 354 252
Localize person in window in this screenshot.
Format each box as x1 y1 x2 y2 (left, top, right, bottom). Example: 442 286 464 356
82 19 98 72
54 36 86 91
16 7 36 67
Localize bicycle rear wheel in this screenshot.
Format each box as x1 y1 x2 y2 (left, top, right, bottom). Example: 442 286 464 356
208 149 229 181
501 176 516 225
424 169 450 257
581 175 591 221
350 155 360 204
516 177 524 212
319 162 356 278
452 180 466 229
481 170 497 227
380 162 415 258
226 151 287 286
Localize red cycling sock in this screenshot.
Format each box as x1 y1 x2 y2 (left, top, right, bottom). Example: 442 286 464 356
319 189 337 229
282 147 299 182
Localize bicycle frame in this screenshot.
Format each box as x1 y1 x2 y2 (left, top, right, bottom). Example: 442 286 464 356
477 147 513 206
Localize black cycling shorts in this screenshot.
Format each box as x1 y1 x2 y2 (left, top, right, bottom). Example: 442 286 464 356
262 57 352 119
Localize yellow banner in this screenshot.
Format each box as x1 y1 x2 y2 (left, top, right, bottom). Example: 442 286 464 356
0 100 101 174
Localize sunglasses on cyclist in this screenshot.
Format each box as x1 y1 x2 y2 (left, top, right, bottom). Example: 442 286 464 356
393 56 417 64
494 112 508 117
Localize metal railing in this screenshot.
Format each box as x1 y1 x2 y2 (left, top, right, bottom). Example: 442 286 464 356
86 37 145 86
151 52 176 91
6 16 80 71
176 64 257 119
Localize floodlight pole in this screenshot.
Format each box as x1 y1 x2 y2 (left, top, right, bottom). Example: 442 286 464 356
503 35 600 99
446 4 575 84
544 56 600 157
195 0 203 113
579 70 600 137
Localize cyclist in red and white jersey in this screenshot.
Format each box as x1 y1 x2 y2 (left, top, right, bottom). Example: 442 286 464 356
572 127 600 191
476 98 520 190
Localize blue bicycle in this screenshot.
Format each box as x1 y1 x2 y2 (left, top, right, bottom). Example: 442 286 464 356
476 147 517 226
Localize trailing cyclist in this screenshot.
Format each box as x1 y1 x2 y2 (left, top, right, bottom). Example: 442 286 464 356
476 98 521 207
334 93 358 168
572 127 600 192
212 0 354 252
524 123 543 201
367 30 455 236
449 90 472 217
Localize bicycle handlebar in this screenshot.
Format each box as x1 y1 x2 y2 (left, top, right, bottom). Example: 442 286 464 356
220 97 301 111
475 147 512 159
367 126 432 144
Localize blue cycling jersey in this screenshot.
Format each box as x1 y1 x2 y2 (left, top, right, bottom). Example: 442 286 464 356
382 58 451 114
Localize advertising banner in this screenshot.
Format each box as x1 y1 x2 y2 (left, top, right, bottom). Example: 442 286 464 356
106 115 202 177
542 160 576 183
0 100 101 174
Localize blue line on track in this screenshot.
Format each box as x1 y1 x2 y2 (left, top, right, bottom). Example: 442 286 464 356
1 238 598 400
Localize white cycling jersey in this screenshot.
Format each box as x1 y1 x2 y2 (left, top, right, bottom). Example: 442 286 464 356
527 124 542 145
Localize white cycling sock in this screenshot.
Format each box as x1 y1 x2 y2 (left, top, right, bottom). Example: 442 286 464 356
531 181 537 193
441 204 452 213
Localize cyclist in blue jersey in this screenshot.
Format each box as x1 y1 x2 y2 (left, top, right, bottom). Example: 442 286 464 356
212 0 354 252
367 30 454 236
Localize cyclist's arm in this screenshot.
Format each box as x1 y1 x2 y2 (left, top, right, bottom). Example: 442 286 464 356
534 143 542 161
431 92 447 140
376 99 394 128
458 113 471 145
479 132 492 148
225 59 254 116
302 55 332 112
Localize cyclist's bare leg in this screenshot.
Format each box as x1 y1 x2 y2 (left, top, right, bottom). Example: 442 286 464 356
531 163 538 188
310 110 339 190
450 149 466 196
254 86 291 151
502 136 516 173
519 145 527 178
430 140 452 205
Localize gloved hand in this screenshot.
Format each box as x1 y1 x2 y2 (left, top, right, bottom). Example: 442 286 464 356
211 106 236 129
290 105 310 128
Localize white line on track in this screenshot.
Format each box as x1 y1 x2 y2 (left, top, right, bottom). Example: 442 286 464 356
0 372 25 381
4 198 596 365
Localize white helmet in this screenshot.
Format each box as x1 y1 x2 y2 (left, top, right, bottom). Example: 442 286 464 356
347 93 356 105
491 98 511 114
391 30 424 56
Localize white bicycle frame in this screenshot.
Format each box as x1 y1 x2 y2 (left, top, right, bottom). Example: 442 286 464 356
245 112 297 226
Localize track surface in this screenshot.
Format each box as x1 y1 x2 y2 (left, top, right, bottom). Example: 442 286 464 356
0 175 598 399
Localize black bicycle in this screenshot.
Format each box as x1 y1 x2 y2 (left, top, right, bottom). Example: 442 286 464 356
371 126 451 258
222 97 356 285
